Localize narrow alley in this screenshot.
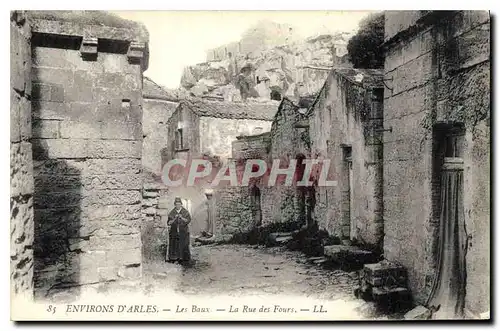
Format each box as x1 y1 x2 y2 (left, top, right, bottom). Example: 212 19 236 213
142 243 396 320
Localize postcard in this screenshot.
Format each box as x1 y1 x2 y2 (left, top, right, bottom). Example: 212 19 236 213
10 9 490 321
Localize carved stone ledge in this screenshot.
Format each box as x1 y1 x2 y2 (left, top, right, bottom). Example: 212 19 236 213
127 41 147 69
80 37 98 61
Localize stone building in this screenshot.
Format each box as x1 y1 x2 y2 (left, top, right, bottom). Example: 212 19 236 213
261 98 310 229
305 68 384 251
382 11 490 318
164 99 279 238
166 99 278 161
11 10 149 300
141 77 181 261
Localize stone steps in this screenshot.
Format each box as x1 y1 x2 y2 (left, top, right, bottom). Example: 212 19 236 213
324 244 379 267
267 232 294 246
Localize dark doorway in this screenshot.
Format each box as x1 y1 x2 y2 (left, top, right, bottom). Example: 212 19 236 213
250 185 262 226
341 145 353 240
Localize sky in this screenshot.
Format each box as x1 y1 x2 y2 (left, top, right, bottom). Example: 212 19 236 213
113 11 375 89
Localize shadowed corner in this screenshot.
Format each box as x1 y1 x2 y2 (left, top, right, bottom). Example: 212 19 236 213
32 139 83 302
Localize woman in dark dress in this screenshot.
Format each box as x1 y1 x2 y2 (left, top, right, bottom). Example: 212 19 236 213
167 197 191 263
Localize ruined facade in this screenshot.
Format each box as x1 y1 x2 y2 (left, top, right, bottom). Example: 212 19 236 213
167 99 278 161
165 99 278 238
306 69 384 251
262 98 309 228
11 11 150 299
382 11 490 317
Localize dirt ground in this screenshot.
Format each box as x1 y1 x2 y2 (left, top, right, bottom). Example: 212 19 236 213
143 244 395 320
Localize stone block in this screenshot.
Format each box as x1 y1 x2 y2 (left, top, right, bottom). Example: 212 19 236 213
10 195 34 252
10 91 20 143
118 265 141 279
59 121 102 139
81 174 143 190
10 142 34 196
50 84 65 102
455 24 490 70
82 190 142 206
92 158 142 175
404 305 432 320
34 174 81 192
32 139 142 159
90 233 141 251
100 121 142 140
97 266 118 281
32 83 51 101
80 37 98 58
78 251 108 269
63 82 93 103
392 52 433 95
106 248 141 266
31 67 74 87
10 23 30 95
363 260 407 287
19 96 32 141
32 101 68 120
32 119 60 139
450 11 490 38
80 205 142 222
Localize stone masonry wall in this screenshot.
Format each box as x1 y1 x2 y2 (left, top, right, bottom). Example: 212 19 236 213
263 98 308 226
143 98 178 176
214 187 256 240
383 11 490 315
200 117 272 161
231 132 271 160
30 16 148 297
10 11 35 300
308 72 383 249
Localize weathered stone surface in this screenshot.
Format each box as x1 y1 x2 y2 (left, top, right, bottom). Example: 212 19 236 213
11 142 34 197
404 306 431 320
383 12 490 311
32 119 60 138
32 139 142 159
11 11 34 299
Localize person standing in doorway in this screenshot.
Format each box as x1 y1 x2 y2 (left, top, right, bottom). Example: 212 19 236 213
167 197 192 264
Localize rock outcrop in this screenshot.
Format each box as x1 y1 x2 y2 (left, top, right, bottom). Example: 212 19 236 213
181 21 354 102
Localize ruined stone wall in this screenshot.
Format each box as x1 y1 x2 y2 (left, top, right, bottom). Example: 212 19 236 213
214 187 256 239
166 104 201 160
30 16 148 296
383 11 490 314
141 98 177 261
142 182 169 261
200 117 272 161
143 98 178 175
10 11 34 300
262 99 308 226
308 72 382 247
231 132 271 160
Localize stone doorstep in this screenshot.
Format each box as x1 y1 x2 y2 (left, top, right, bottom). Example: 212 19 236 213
371 286 410 302
363 260 407 286
324 245 376 262
404 305 432 320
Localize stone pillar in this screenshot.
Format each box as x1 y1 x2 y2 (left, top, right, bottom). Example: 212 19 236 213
10 10 34 302
28 12 149 297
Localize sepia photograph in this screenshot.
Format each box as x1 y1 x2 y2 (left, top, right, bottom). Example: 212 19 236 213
9 8 491 322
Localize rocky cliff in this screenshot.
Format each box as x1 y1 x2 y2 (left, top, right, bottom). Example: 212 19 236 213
180 21 354 103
